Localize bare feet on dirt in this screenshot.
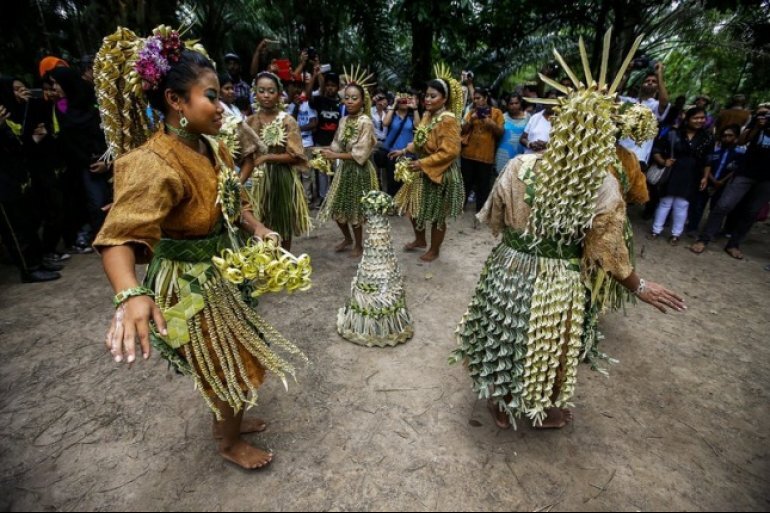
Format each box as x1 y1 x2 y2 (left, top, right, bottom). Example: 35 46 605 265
534 407 574 430
335 239 353 252
404 240 427 252
420 250 439 262
218 439 273 470
213 417 267 439
487 399 511 430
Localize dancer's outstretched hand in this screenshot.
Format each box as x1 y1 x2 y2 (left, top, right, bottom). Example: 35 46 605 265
637 281 686 314
106 296 167 364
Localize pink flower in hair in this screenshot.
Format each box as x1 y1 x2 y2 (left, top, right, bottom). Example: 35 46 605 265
135 36 171 91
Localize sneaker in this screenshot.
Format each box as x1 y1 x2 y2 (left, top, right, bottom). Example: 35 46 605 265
66 245 94 255
40 261 64 272
56 252 72 261
21 269 61 283
43 253 69 266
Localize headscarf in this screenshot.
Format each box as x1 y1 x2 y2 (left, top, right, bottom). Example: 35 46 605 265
49 67 98 130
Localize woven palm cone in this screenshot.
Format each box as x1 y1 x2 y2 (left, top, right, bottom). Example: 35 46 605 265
337 191 414 347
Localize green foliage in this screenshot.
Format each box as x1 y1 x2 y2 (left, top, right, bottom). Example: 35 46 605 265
3 0 768 107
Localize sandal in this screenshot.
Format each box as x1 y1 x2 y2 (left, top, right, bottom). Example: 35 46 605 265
724 247 744 260
646 232 660 240
690 241 707 254
669 236 680 246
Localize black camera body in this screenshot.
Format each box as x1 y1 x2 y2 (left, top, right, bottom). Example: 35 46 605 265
631 55 657 71
306 47 317 61
477 106 491 119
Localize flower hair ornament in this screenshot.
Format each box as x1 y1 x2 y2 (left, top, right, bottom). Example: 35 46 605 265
93 25 211 161
342 65 374 117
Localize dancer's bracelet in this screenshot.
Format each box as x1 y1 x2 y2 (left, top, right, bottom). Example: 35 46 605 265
632 279 647 297
113 286 155 308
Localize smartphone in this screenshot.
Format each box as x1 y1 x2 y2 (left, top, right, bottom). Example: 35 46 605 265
274 59 293 81
28 88 44 100
320 64 331 74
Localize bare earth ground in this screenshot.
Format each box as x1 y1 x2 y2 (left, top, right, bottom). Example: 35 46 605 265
0 208 768 512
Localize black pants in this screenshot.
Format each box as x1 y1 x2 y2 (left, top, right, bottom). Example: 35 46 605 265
699 176 770 249
462 158 494 213
0 194 44 274
382 155 402 197
31 167 66 254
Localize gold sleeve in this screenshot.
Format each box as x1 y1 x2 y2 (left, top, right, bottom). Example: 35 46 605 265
93 149 185 263
583 176 633 281
284 115 308 164
330 118 343 154
615 145 649 205
238 121 263 159
350 117 376 166
419 116 461 184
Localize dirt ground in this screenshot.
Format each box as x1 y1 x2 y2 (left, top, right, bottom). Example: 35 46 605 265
0 208 768 512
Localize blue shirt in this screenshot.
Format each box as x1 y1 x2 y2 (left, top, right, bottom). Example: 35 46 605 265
383 113 415 152
708 146 744 181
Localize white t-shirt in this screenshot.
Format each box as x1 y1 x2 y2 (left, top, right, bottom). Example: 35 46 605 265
523 111 552 154
618 96 671 163
222 102 243 123
287 101 318 148
371 107 388 142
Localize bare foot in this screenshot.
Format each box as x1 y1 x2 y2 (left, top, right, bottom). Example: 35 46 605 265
349 247 363 259
725 247 744 260
403 240 427 252
487 399 511 430
420 250 439 262
534 407 573 430
219 438 273 470
690 241 706 254
213 417 267 439
335 239 353 252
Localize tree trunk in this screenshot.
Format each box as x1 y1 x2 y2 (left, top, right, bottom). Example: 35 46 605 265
410 16 433 87
591 0 611 76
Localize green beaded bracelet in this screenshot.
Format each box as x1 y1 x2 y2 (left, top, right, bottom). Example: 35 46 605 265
113 286 155 308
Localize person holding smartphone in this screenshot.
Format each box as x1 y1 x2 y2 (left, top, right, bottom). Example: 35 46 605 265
0 77 62 282
460 87 503 215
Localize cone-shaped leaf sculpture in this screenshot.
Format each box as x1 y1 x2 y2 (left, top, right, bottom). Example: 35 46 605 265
337 191 414 347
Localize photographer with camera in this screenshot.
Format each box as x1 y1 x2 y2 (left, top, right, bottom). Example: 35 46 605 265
691 104 770 259
618 61 670 219
305 60 342 203
461 87 504 214
0 77 63 283
383 91 421 195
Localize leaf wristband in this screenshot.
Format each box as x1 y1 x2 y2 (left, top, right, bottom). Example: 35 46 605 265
113 286 155 308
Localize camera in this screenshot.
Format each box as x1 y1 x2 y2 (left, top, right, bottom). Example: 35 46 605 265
631 55 657 71
28 88 44 100
477 106 490 119
306 47 318 61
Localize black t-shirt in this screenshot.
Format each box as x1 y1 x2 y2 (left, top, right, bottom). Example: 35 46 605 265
740 129 770 182
310 95 341 147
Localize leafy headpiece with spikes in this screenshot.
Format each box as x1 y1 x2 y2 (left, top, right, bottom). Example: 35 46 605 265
524 30 645 248
433 63 463 124
342 65 374 116
93 25 211 161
